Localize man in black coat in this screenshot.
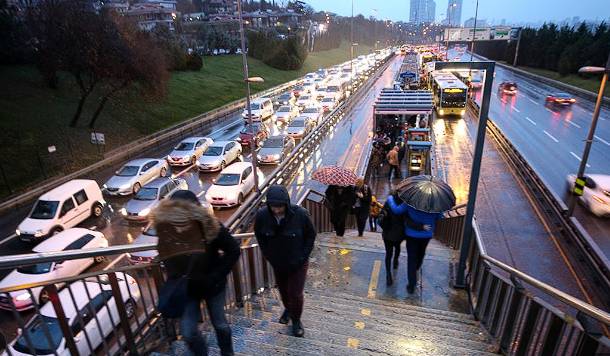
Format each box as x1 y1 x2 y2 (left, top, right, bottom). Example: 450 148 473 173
325 184 356 237
153 190 240 356
254 185 316 337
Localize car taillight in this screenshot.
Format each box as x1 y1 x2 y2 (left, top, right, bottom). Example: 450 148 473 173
570 99 576 103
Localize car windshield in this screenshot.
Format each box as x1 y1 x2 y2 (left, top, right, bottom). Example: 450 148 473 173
249 103 261 110
303 108 319 113
13 315 62 354
203 146 223 156
134 187 158 201
17 262 53 274
174 142 194 151
299 96 311 101
143 226 157 236
30 200 59 219
327 86 339 91
241 124 260 134
277 106 291 112
215 173 240 186
294 86 304 91
116 165 139 177
290 120 305 128
556 93 571 99
322 99 334 103
263 138 284 148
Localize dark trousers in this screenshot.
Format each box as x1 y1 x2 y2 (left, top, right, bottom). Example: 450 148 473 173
388 164 400 179
383 239 401 274
330 210 348 236
355 208 369 236
274 262 309 321
180 290 233 356
405 237 431 288
369 216 378 231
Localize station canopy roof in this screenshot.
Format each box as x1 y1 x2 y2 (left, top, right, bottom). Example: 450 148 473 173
374 88 433 115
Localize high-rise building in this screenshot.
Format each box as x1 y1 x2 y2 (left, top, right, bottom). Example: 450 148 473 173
409 0 435 24
446 0 463 27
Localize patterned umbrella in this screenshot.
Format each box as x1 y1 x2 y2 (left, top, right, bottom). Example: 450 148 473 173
312 166 358 187
395 175 456 213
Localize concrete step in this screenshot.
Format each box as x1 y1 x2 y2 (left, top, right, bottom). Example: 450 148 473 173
254 291 479 330
230 306 497 354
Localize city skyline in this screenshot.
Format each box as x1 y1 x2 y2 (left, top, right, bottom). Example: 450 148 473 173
303 0 610 25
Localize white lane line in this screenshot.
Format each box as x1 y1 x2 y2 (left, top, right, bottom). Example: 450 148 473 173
0 233 17 246
545 108 554 113
543 130 559 143
595 135 610 146
525 117 537 126
528 97 539 105
570 152 591 168
568 121 581 129
513 107 521 113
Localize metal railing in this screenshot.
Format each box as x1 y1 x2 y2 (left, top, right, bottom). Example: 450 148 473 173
433 203 466 249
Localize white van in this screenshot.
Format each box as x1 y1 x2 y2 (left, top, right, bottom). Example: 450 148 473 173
16 180 106 242
242 97 274 122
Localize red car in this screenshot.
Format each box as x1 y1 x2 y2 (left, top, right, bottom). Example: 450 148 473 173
546 92 576 106
238 122 269 147
292 85 305 98
499 81 518 95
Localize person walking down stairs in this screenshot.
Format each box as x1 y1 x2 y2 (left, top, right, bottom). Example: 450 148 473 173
254 185 317 337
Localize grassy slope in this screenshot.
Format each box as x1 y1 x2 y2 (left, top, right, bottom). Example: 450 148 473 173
0 42 373 197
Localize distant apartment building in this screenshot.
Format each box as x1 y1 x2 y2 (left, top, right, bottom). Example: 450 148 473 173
126 3 176 31
101 0 129 14
446 0 462 26
409 0 435 24
204 0 236 14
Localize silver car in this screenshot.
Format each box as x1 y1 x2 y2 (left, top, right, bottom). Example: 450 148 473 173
286 117 315 140
103 158 168 196
301 106 323 125
275 105 300 126
257 135 295 165
120 177 188 221
197 140 242 172
166 137 213 166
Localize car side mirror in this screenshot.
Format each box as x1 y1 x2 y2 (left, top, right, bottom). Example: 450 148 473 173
139 172 145 176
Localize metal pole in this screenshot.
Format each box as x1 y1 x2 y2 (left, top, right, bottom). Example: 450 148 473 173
469 0 479 62
568 70 608 215
455 61 496 287
513 28 522 67
237 0 259 191
350 0 354 92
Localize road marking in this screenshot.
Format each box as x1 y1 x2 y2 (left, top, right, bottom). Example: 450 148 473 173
0 233 17 247
543 131 559 143
360 308 371 316
347 338 360 349
172 163 197 178
545 108 554 113
367 260 382 299
594 135 610 146
525 117 537 126
354 321 365 329
528 97 539 105
568 121 581 129
513 107 521 113
570 152 591 167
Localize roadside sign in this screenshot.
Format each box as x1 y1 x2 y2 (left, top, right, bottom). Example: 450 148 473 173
91 132 105 145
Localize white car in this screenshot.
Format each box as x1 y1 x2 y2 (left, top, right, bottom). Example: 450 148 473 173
242 97 274 122
205 162 265 208
197 140 242 172
567 174 610 217
121 177 188 221
296 95 314 108
300 106 323 125
103 158 168 195
4 273 140 356
0 228 108 311
321 97 337 112
274 105 300 126
166 137 213 166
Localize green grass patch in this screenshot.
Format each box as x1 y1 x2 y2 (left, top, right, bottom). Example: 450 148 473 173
0 41 373 198
509 65 609 98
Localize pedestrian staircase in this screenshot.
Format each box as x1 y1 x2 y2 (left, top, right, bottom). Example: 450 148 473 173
154 230 499 356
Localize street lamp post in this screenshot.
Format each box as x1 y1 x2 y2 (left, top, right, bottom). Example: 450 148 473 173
469 0 479 62
568 55 610 215
236 0 263 191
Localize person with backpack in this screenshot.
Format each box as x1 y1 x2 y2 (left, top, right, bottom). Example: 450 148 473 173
153 190 240 356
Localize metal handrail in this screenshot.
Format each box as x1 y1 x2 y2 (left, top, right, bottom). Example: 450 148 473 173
471 217 610 325
0 232 255 270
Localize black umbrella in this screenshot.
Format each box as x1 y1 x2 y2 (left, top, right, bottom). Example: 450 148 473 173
395 175 456 213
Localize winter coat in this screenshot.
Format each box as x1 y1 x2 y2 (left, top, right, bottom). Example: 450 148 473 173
386 195 443 239
152 199 241 300
381 201 405 242
398 144 406 163
386 149 399 166
254 185 317 271
354 184 372 213
325 185 357 212
370 197 383 217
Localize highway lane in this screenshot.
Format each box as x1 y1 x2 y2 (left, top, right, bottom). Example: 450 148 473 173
452 50 610 258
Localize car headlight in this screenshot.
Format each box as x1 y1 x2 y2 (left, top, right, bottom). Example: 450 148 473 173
120 208 127 216
15 292 32 302
15 229 20 236
34 230 44 237
439 109 445 115
460 110 466 116
102 184 107 189
138 208 151 217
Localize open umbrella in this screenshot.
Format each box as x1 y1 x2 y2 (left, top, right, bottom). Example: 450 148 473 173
395 175 456 213
312 166 358 187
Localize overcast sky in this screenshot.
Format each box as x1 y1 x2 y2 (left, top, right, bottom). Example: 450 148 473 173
302 0 610 24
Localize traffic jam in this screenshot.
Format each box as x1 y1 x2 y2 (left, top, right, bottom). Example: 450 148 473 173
0 49 393 353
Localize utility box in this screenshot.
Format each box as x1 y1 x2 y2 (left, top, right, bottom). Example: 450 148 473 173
406 128 432 176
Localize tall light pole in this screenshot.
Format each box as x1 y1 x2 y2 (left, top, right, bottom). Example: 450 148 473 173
350 0 354 92
237 0 263 191
469 0 479 62
372 8 378 50
568 55 610 215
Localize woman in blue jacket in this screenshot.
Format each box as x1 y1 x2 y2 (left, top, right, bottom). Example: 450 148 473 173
386 194 443 294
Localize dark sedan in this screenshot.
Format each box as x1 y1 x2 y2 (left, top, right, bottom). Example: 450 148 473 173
545 92 576 106
499 81 518 95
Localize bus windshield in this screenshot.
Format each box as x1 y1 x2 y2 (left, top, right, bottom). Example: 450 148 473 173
441 89 467 108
